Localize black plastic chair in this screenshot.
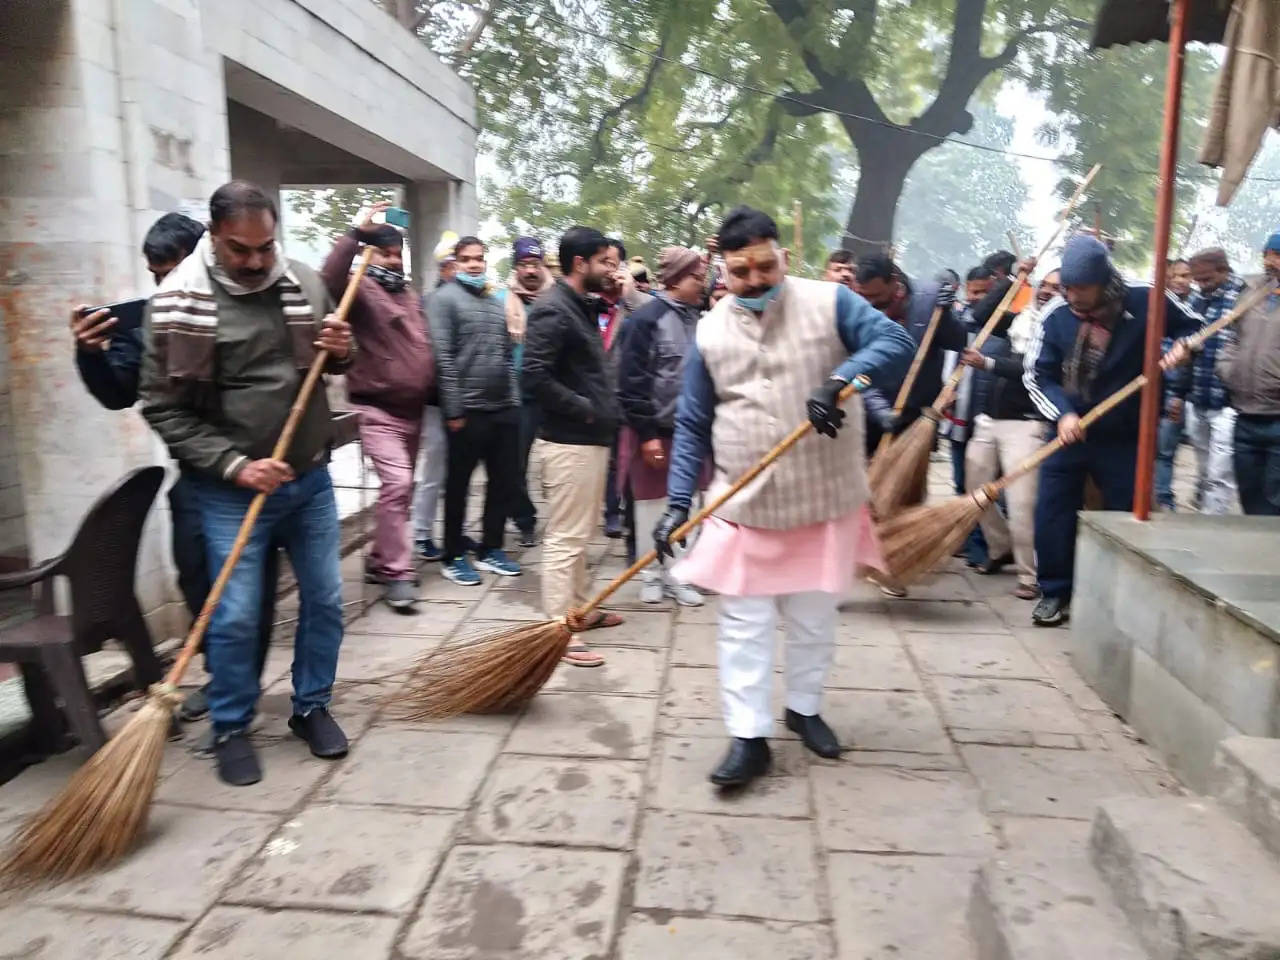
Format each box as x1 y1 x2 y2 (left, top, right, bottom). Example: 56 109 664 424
0 466 166 754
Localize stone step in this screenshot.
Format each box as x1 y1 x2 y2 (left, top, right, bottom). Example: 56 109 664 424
1091 796 1280 960
969 848 1148 960
1213 736 1280 859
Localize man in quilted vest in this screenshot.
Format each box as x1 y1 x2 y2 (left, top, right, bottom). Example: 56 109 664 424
655 206 915 788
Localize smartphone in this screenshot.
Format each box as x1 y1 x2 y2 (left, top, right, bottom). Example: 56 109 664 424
83 298 147 336
384 206 410 229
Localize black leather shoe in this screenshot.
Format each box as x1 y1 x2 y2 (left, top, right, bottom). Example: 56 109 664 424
709 738 771 787
214 732 262 786
289 708 349 759
785 709 841 758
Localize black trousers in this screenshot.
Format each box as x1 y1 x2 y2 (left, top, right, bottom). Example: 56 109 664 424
444 408 521 561
510 401 539 531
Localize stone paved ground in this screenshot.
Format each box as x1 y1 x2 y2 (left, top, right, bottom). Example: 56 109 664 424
0 457 1185 959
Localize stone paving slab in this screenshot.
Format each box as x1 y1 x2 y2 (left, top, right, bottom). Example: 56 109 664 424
827 642 920 690
506 692 657 760
822 690 952 755
828 853 979 959
907 632 1046 680
634 810 823 921
226 804 455 913
470 755 644 848
543 645 666 695
962 745 1142 819
649 735 810 817
0 905 183 959
931 676 1088 736
173 906 401 959
812 766 996 856
320 727 502 809
35 805 277 920
402 844 628 959
156 737 332 814
616 914 834 959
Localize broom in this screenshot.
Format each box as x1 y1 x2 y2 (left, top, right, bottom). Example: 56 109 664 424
871 306 944 459
0 247 375 887
868 163 1103 518
877 279 1276 583
393 374 875 721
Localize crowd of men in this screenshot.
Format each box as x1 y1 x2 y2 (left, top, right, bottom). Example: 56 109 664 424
69 177 1280 788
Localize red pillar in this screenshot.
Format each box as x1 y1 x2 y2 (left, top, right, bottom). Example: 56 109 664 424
1133 0 1190 520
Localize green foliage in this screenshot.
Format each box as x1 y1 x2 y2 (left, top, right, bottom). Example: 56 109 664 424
287 187 397 249
1038 42 1218 268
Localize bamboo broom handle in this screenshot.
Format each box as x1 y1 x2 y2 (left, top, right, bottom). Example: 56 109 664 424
165 246 375 686
984 280 1276 498
875 307 943 455
579 375 872 616
935 163 1102 407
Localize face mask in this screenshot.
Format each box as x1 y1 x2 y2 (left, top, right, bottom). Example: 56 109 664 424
456 272 488 290
736 285 780 313
367 264 407 293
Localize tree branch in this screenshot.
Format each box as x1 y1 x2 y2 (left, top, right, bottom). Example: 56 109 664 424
586 31 670 167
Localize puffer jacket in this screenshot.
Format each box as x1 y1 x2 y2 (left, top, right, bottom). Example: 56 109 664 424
617 292 700 439
427 280 518 420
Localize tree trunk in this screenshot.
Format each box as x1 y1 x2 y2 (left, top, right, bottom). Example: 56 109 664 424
842 144 918 259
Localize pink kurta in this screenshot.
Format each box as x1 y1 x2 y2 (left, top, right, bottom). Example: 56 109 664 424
673 506 885 597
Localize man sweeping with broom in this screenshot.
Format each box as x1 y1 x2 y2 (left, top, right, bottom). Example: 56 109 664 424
1024 234 1203 627
653 206 914 788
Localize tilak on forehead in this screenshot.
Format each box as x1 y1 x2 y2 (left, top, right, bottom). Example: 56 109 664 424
723 239 781 270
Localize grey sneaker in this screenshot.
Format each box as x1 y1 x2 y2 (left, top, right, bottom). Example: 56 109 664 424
384 579 418 612
178 686 210 722
640 579 664 604
666 580 705 607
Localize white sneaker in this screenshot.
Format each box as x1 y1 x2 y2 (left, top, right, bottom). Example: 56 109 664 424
640 579 664 604
666 580 704 607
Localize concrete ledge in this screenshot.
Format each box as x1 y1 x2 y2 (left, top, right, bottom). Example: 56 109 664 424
1072 513 1280 792
1214 736 1280 859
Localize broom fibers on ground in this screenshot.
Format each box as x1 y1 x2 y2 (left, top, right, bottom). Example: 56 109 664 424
868 164 1102 519
0 249 375 888
392 376 876 722
878 279 1275 583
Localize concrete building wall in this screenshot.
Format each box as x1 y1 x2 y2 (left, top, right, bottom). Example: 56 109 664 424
0 0 477 633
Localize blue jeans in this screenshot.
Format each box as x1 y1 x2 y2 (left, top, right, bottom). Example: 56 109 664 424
192 466 344 735
950 437 988 564
1235 415 1280 516
1154 415 1183 509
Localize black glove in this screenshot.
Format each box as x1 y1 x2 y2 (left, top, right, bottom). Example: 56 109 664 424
653 506 690 560
935 282 957 308
806 378 847 438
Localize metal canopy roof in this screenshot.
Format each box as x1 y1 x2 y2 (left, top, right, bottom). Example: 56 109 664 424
1092 0 1231 49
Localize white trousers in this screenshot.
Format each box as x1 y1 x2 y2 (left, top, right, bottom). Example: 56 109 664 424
1185 404 1237 515
718 591 837 739
412 406 447 542
964 415 1042 586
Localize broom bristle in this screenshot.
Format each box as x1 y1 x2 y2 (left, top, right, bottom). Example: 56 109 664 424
868 413 936 518
877 492 989 584
0 693 174 887
392 619 573 721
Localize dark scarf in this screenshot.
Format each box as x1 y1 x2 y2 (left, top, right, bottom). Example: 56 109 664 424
1063 271 1127 402
367 264 408 293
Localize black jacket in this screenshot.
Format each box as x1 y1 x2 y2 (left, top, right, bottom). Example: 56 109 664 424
523 280 620 446
76 327 143 410
617 292 699 440
966 278 1041 421
427 280 518 420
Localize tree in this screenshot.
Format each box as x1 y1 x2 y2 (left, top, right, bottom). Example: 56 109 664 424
287 186 397 249
1037 41 1218 268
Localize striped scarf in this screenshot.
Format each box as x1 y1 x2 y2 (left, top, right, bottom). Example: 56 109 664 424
1063 271 1127 403
150 233 317 381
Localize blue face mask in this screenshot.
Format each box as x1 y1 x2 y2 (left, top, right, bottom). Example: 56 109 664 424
736 285 781 312
456 272 488 290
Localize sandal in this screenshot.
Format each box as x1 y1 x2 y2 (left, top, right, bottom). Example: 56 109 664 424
581 611 624 631
561 644 605 668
